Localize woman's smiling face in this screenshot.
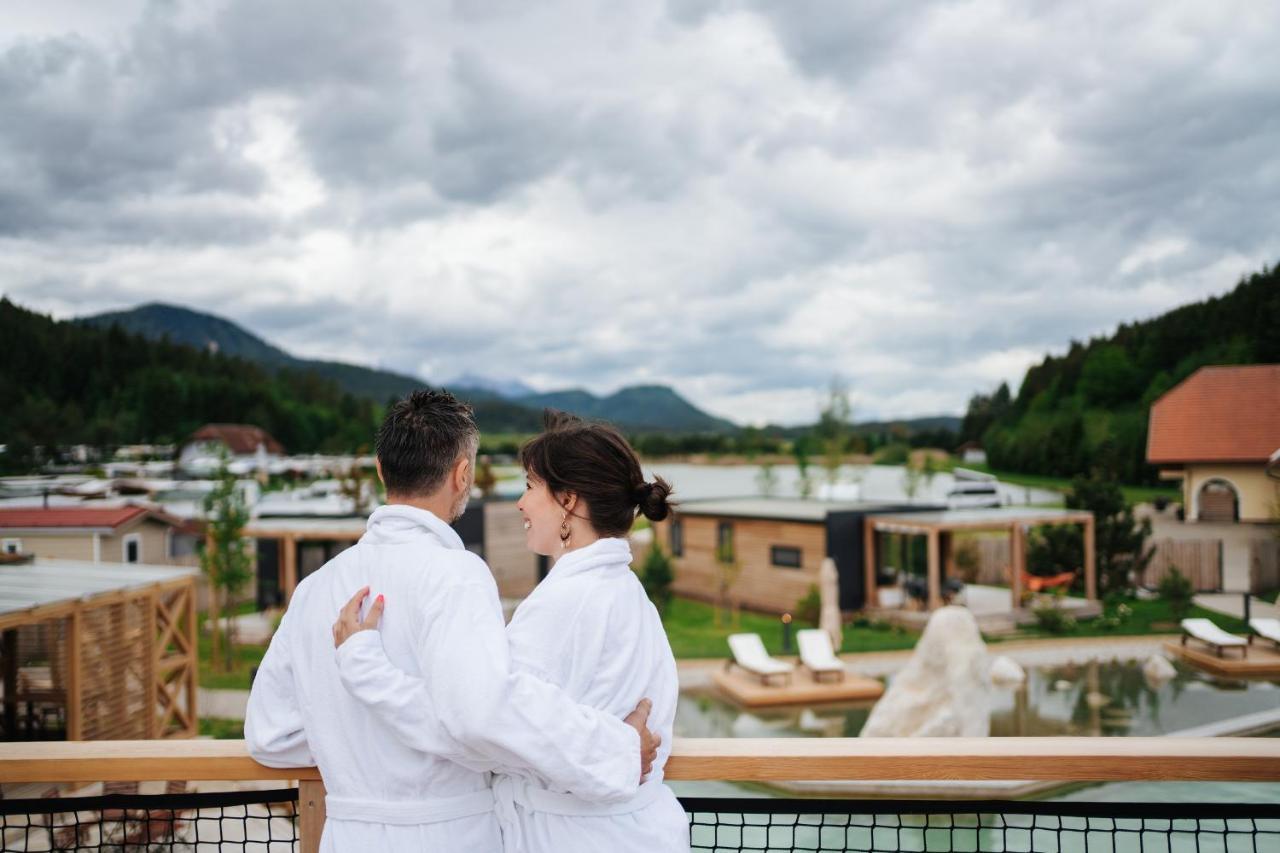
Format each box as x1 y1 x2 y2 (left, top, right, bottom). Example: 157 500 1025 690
516 472 566 556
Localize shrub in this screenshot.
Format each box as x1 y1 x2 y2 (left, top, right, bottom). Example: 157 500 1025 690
796 584 821 628
638 542 675 618
1033 590 1078 634
1158 566 1194 621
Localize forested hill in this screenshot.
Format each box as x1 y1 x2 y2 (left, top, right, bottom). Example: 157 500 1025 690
1 297 381 467
961 264 1280 483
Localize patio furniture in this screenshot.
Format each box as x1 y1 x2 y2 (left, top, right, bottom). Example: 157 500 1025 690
797 629 846 682
1248 618 1280 649
725 633 794 686
1180 618 1248 658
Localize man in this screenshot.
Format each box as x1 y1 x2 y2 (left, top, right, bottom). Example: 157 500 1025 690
245 389 658 852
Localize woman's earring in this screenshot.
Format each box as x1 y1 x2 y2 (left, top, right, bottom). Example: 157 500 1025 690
559 513 571 549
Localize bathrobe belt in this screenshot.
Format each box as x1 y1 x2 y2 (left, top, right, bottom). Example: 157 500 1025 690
325 789 496 825
491 776 664 852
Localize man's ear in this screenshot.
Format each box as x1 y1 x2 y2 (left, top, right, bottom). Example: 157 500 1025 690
454 455 472 493
374 458 386 488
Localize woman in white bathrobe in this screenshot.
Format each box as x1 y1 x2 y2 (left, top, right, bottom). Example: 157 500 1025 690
336 411 689 853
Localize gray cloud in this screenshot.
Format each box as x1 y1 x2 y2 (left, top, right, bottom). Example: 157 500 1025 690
2 0 1279 424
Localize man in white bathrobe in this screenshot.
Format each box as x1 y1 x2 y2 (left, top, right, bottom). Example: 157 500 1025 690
244 390 659 852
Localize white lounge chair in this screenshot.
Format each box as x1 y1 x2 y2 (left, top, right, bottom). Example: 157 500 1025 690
726 633 794 685
797 629 846 682
1248 618 1280 649
1180 618 1248 658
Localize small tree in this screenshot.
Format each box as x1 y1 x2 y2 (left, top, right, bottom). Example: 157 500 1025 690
796 584 821 627
638 541 675 618
901 462 925 501
793 437 814 499
473 454 498 498
200 464 253 673
817 376 853 490
713 539 743 628
756 462 778 497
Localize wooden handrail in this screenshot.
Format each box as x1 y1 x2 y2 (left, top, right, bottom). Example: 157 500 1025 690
3 737 1280 783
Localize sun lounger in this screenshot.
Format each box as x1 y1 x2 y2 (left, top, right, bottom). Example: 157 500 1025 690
1180 618 1248 658
1248 618 1280 649
726 633 794 686
797 629 846 682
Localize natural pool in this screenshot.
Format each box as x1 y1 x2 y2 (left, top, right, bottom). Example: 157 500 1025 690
675 659 1280 740
668 657 1280 806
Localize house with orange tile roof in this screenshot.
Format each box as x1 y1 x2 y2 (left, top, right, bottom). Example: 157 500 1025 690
1146 365 1280 524
0 506 195 567
177 423 285 475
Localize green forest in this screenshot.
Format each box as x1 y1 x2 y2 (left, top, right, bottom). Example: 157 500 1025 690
0 298 381 470
961 264 1280 484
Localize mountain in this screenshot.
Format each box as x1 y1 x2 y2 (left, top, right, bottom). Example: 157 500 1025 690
970 263 1280 483
449 372 537 399
77 303 737 434
80 303 426 402
518 385 739 433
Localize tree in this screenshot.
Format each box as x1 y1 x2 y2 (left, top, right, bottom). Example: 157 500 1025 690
793 436 814 499
756 462 778 497
200 463 254 673
816 376 853 489
638 541 675 618
1028 471 1153 594
473 455 498 498
713 538 743 628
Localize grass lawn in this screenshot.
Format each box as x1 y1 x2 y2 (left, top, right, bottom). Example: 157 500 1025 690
957 462 1179 508
199 717 245 739
198 630 268 690
661 597 918 659
998 596 1246 642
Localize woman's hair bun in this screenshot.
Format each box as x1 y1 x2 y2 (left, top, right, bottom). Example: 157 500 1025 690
635 477 674 522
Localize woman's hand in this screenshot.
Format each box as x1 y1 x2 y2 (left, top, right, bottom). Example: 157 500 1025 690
332 586 384 648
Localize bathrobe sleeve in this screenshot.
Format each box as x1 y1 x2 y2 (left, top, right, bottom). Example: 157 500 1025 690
244 605 315 769
337 579 641 801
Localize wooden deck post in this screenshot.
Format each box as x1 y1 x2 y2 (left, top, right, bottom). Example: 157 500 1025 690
282 535 298 605
1083 515 1098 600
1010 523 1025 611
66 609 83 740
926 529 942 610
146 589 158 740
299 778 327 853
863 517 879 608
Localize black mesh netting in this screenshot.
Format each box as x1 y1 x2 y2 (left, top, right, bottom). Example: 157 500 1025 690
679 798 1280 853
0 788 298 851
5 790 1279 852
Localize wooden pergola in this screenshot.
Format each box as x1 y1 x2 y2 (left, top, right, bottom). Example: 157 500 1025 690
0 559 198 741
863 507 1096 611
242 517 368 605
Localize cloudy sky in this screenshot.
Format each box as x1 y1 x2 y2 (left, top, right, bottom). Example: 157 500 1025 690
3 1 1279 425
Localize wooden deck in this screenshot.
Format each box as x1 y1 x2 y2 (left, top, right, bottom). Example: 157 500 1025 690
1164 640 1280 678
712 667 884 707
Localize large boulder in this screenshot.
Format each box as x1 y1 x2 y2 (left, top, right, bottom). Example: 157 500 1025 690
861 606 991 737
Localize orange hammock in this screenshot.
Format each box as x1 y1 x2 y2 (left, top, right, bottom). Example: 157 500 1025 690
1022 570 1076 593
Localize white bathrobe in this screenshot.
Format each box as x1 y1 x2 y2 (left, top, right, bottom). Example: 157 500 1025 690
244 505 641 853
337 536 689 853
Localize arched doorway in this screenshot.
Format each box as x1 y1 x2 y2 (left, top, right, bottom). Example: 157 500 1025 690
1197 479 1239 522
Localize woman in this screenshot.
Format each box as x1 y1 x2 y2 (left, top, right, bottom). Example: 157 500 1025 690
337 411 688 852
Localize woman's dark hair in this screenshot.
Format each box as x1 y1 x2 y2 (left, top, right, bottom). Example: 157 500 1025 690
519 410 674 537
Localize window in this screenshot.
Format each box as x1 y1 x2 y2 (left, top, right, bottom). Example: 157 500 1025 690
669 519 684 556
2 539 21 555
123 533 141 564
716 521 734 562
771 545 802 569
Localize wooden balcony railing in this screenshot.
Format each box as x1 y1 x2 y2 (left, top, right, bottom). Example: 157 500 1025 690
3 737 1279 852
